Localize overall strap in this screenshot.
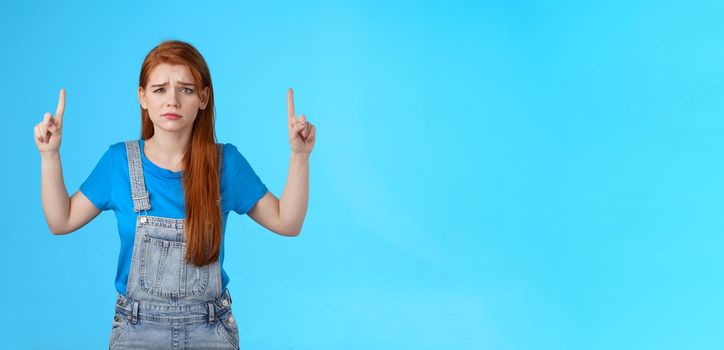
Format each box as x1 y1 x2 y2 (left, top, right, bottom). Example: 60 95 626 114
125 140 151 212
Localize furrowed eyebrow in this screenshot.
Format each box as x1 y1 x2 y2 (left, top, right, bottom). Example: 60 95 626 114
150 81 196 87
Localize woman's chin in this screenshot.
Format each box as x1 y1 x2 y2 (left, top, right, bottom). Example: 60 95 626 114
153 123 192 134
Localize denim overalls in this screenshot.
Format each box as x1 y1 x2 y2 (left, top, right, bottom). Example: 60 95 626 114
109 140 239 349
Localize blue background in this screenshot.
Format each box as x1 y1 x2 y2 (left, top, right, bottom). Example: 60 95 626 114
2 0 723 349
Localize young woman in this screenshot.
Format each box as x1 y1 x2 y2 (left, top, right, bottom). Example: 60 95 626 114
34 40 316 349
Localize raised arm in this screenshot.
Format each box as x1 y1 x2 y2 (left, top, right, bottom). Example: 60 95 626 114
35 89 101 235
247 88 316 236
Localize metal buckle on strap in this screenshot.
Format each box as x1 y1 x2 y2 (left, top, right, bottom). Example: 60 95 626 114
116 294 128 308
132 193 151 212
215 290 231 309
207 301 216 323
129 300 139 324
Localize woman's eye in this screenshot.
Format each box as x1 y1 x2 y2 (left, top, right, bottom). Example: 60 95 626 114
152 87 193 94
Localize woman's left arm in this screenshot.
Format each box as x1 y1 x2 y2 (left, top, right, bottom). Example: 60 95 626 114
248 88 316 236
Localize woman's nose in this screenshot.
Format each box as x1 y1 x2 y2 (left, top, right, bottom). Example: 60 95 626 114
166 90 180 107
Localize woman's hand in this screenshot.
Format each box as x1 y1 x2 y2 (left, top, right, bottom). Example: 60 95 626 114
287 88 316 154
34 88 66 154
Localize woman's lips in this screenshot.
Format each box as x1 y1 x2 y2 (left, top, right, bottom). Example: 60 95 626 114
162 113 181 120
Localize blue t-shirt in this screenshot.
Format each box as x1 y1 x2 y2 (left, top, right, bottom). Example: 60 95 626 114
79 139 268 296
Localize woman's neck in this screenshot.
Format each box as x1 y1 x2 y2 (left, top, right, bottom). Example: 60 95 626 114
144 130 191 171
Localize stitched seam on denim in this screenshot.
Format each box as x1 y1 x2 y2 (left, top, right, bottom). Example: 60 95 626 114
181 246 187 296
109 311 130 348
217 319 239 348
125 140 151 212
140 236 210 297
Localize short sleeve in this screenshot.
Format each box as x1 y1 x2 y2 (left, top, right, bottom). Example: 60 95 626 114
227 144 268 215
79 146 114 211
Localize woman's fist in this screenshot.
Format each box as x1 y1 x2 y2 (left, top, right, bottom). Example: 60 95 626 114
34 88 65 154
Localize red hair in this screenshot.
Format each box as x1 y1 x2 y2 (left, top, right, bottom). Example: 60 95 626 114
139 40 221 267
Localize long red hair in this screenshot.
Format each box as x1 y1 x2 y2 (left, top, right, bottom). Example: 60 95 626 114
139 40 221 267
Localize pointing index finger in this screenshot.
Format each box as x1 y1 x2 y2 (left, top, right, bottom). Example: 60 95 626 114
287 88 295 123
55 88 66 123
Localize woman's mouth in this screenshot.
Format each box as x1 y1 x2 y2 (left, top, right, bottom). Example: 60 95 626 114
162 113 181 120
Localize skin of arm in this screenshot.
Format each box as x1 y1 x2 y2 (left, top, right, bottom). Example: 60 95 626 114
247 88 316 237
36 89 101 235
248 152 310 236
41 152 100 235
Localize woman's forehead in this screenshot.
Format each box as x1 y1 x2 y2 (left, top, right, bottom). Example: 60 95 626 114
148 63 195 84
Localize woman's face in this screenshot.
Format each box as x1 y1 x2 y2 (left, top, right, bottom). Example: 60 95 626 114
138 63 209 134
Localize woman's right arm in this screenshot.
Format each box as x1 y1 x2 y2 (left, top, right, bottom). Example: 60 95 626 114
35 89 101 235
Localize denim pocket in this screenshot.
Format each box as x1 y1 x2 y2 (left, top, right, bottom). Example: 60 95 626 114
109 310 130 348
217 310 240 349
139 235 209 297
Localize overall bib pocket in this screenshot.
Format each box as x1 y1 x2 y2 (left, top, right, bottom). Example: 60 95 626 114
139 235 210 297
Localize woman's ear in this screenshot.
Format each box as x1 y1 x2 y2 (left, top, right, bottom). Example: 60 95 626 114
200 86 210 110
138 86 147 109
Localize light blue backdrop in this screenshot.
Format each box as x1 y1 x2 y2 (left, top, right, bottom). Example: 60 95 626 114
2 0 723 349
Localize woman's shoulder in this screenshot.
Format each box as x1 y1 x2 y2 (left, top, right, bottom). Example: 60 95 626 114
88 140 126 156
106 140 136 155
98 139 143 160
218 142 254 171
218 142 246 159
111 140 130 150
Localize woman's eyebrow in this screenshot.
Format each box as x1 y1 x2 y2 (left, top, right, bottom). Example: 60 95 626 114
150 81 195 87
